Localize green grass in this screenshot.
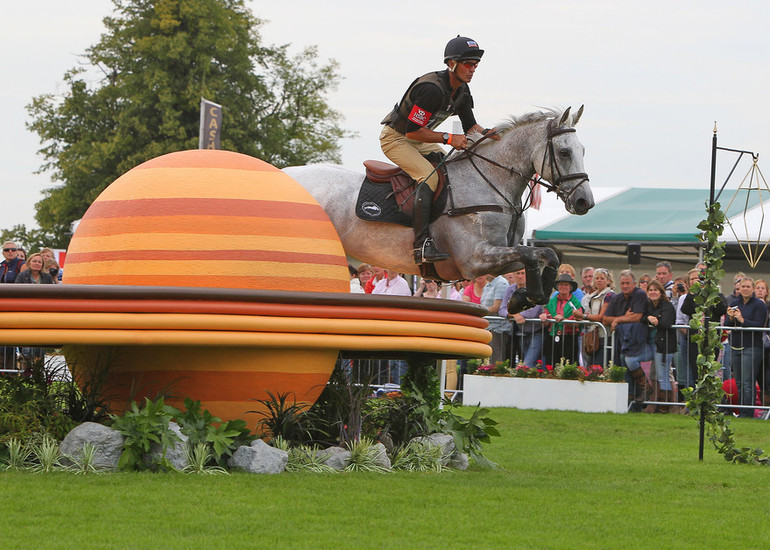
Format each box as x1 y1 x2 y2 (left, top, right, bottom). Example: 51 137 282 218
3 409 770 549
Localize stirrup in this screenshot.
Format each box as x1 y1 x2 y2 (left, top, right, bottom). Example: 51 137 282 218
413 238 449 264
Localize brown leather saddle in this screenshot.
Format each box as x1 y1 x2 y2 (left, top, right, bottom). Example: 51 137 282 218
363 159 447 218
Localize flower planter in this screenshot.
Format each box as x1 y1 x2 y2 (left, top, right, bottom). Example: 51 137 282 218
463 375 628 414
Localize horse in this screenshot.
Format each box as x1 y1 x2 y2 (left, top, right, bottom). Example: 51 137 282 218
284 106 594 308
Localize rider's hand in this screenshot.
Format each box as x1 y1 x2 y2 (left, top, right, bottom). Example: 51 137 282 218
485 127 502 141
450 134 468 150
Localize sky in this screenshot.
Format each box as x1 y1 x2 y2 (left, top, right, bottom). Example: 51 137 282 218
2 0 769 230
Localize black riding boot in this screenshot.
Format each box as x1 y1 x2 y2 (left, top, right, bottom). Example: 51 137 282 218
413 185 449 264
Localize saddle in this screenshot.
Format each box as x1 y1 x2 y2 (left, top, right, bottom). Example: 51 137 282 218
355 156 448 226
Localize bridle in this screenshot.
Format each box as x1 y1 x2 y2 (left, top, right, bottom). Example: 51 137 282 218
443 119 589 214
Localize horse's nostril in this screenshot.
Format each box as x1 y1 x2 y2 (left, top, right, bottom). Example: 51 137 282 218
575 198 590 215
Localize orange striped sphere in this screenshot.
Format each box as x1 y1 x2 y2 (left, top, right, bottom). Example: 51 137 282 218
64 149 349 292
63 150 349 424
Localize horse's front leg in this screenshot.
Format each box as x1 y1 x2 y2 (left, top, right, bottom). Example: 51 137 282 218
470 243 558 313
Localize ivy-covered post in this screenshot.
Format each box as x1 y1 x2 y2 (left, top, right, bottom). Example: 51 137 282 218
684 203 727 460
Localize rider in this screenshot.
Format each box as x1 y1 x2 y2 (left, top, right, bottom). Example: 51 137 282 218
380 35 499 265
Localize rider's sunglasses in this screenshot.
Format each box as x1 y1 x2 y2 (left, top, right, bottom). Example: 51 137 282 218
460 60 479 69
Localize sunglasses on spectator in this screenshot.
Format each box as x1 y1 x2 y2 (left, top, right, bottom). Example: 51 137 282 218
3 248 17 252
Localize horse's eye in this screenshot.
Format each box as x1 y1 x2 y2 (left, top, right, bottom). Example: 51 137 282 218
559 149 571 159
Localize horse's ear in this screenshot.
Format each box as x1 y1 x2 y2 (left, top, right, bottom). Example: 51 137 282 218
558 107 571 127
572 105 584 126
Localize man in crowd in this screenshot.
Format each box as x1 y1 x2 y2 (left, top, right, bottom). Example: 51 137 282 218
603 270 653 405
1 241 25 283
580 266 595 296
655 261 674 300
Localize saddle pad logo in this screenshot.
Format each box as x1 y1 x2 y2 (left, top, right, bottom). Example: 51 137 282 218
361 201 382 217
407 105 431 127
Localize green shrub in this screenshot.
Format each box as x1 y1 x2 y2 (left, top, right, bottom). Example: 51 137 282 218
110 397 181 471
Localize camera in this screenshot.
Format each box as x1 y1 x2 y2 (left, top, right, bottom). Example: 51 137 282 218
49 267 58 277
676 283 686 293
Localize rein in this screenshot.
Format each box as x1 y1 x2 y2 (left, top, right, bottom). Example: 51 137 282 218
442 119 589 216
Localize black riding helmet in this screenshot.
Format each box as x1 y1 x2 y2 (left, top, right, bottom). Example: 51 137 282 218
443 36 484 63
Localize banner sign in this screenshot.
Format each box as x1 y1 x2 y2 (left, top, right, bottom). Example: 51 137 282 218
199 98 223 149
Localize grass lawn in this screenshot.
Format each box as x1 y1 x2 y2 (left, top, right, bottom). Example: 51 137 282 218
3 408 770 549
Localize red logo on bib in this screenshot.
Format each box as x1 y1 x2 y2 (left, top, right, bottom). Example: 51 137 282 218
407 105 431 127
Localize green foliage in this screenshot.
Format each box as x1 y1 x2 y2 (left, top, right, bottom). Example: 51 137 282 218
362 389 437 447
110 397 181 471
285 445 336 473
391 439 446 472
556 360 580 380
65 442 101 475
249 392 311 444
28 433 63 473
182 442 229 475
176 398 252 466
400 356 441 409
25 0 349 241
686 202 770 465
441 404 500 469
0 356 81 442
2 438 31 471
344 437 388 473
466 358 483 375
607 363 628 383
0 225 60 253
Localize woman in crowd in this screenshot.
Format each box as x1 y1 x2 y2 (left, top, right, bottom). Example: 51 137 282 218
43 259 60 285
540 273 584 366
449 280 465 301
14 253 54 285
581 268 615 367
645 279 677 412
462 276 487 305
638 274 651 292
414 278 441 298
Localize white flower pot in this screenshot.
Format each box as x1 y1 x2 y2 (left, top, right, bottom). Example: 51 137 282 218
463 375 629 414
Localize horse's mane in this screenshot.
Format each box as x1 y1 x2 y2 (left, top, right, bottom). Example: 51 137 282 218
469 107 567 142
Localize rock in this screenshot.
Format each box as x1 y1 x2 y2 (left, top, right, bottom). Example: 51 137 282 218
372 442 391 470
411 433 457 462
59 422 125 472
377 433 394 455
228 439 288 474
318 446 351 471
447 451 470 470
143 422 188 471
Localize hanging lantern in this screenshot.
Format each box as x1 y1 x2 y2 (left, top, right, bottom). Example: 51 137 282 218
724 157 769 268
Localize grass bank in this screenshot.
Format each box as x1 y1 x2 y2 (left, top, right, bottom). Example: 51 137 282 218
3 408 770 549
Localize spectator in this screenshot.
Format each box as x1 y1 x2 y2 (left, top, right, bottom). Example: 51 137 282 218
645 279 677 412
414 278 442 298
1 241 25 283
603 269 653 405
580 266 595 295
582 268 615 367
356 264 373 291
372 270 412 296
39 248 63 281
502 266 544 368
540 273 584 366
448 280 465 301
674 270 697 399
365 266 387 293
754 278 770 403
555 263 584 302
44 259 61 285
499 265 526 363
725 276 767 418
638 273 651 292
730 272 746 299
480 274 512 364
462 275 487 305
349 264 364 293
655 261 674 300
16 248 26 261
14 253 55 285
680 269 727 388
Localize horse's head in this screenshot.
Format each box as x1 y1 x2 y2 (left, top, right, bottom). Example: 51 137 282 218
534 106 595 215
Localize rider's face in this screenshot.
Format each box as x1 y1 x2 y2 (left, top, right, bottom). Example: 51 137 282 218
452 60 477 83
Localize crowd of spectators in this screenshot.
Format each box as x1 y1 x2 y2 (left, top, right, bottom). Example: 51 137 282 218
347 259 770 416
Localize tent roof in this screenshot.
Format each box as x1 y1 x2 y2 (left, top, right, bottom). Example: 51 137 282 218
531 188 762 244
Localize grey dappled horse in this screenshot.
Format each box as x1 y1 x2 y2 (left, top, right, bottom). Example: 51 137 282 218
284 107 594 308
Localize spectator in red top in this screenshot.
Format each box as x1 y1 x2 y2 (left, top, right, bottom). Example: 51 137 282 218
462 275 487 304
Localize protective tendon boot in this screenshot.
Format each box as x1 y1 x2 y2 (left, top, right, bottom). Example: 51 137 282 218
412 184 449 264
630 367 653 404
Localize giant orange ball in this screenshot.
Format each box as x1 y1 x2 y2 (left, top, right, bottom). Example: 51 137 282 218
63 150 349 424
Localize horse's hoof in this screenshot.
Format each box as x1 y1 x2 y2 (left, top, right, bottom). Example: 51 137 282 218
507 288 532 314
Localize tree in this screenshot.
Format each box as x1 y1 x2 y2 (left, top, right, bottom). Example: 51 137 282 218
27 0 347 245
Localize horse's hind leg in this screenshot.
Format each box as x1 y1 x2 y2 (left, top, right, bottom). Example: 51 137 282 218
534 247 559 303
